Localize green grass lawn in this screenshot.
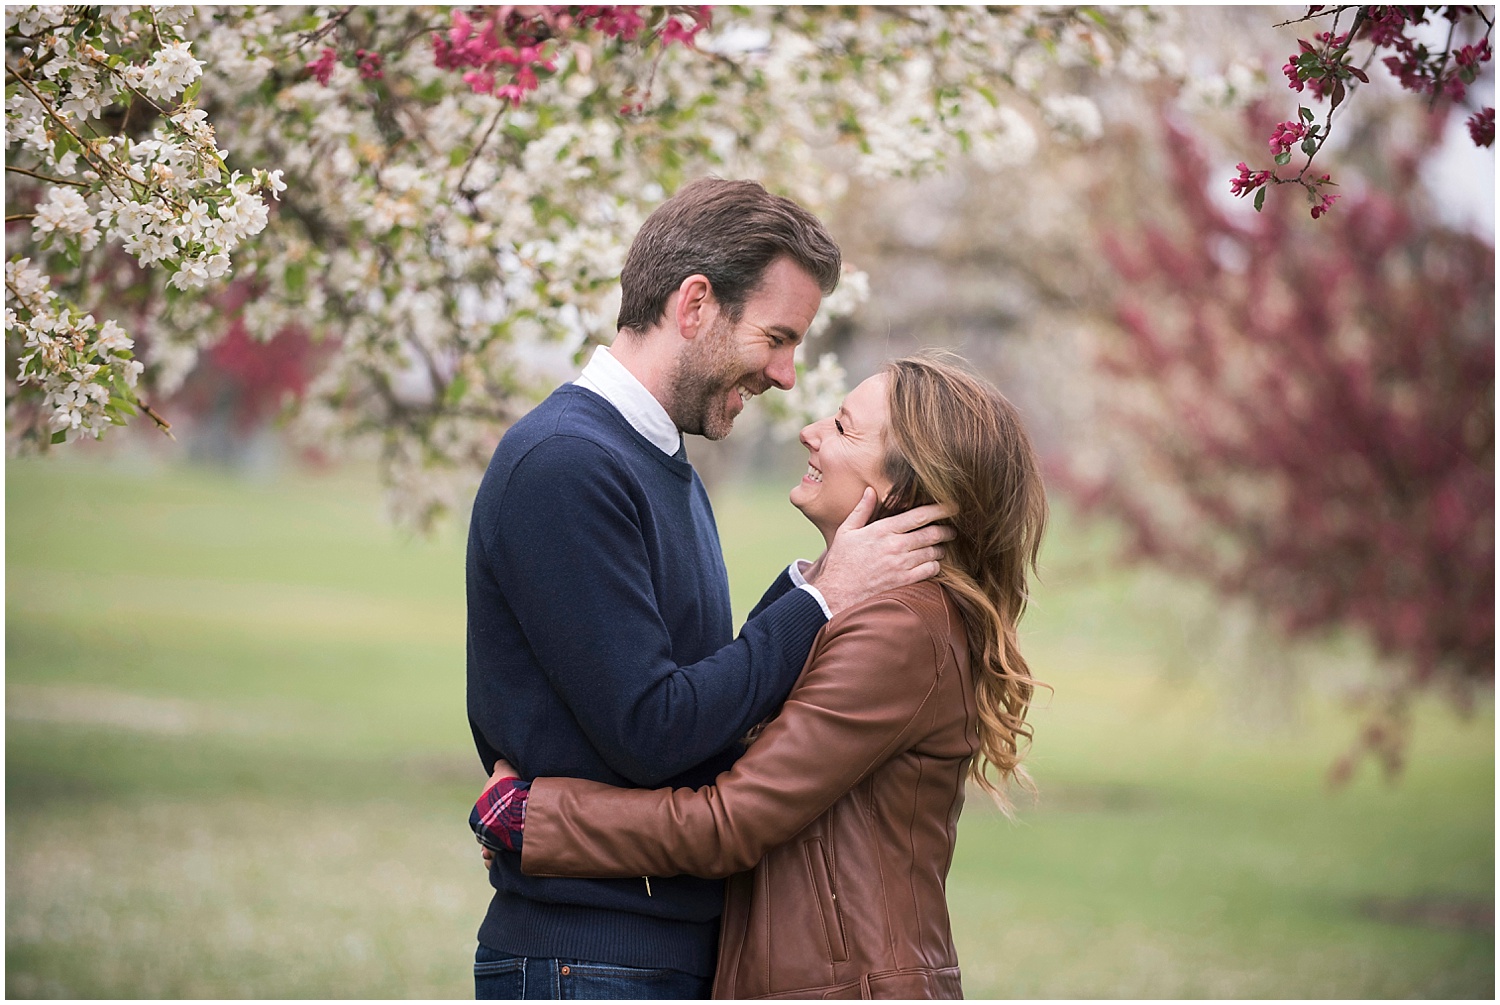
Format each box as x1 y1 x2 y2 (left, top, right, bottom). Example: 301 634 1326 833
6 456 1493 998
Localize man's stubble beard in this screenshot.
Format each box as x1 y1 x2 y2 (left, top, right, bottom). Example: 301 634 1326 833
665 317 744 441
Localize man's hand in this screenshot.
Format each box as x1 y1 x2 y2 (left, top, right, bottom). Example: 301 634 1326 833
805 488 955 616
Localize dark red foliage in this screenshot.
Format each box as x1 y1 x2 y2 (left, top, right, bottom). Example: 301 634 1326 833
171 286 329 434
1082 115 1494 720
1467 106 1495 146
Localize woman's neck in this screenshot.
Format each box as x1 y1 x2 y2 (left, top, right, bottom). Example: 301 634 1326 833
816 520 836 550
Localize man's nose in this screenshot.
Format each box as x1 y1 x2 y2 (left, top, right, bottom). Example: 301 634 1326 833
766 347 796 391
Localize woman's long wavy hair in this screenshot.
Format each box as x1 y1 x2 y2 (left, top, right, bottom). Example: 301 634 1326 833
872 352 1048 814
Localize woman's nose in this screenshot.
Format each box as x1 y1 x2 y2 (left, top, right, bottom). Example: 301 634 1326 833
799 422 818 450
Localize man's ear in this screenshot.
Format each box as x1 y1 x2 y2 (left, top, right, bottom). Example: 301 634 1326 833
673 273 716 341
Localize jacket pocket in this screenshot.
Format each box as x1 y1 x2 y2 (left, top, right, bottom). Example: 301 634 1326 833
802 837 849 963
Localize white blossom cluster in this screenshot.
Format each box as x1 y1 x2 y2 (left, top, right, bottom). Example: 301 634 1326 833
5 5 278 449
8 5 1185 526
6 258 144 440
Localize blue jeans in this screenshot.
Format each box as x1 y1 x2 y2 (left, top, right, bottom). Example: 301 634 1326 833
474 945 712 1000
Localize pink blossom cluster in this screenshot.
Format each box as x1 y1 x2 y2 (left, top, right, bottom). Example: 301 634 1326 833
1309 190 1340 219
1242 6 1493 220
304 45 383 84
430 6 711 106
1283 31 1351 100
1268 119 1307 156
431 9 555 104
1376 10 1489 102
1230 162 1271 198
305 46 337 86
355 48 384 80
576 5 647 40
1361 5 1410 48
1453 37 1492 71
1469 107 1495 147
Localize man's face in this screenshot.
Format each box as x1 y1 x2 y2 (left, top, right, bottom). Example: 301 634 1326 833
666 257 824 441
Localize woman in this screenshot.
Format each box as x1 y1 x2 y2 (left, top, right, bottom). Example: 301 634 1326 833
475 352 1046 999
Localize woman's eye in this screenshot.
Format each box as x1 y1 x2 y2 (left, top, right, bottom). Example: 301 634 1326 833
834 419 845 435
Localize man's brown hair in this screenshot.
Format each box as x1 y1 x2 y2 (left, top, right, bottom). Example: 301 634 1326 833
617 178 842 334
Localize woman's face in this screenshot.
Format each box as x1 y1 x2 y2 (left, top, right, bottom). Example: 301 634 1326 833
790 373 895 543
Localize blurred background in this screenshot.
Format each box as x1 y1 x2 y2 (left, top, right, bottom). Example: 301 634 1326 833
6 5 1494 999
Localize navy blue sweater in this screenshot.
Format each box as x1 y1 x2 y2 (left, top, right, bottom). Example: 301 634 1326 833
466 383 828 975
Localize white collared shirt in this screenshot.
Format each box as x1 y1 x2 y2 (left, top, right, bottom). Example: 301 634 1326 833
574 345 831 619
575 345 681 456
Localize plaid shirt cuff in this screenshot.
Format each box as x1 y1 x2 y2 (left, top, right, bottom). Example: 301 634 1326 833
470 776 529 853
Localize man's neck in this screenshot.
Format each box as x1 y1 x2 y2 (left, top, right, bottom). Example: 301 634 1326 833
608 330 677 419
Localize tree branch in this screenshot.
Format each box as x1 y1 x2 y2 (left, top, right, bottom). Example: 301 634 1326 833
6 164 88 187
455 103 506 195
1427 17 1459 113
294 6 357 53
5 69 129 204
137 399 175 439
1271 5 1361 30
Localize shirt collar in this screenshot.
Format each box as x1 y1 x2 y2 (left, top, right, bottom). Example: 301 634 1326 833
574 345 683 456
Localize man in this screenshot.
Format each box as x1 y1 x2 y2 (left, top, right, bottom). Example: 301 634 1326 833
466 178 952 999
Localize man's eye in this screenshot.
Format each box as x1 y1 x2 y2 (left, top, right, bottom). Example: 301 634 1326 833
834 419 845 435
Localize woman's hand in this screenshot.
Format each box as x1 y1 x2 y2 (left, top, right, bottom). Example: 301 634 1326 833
477 758 521 868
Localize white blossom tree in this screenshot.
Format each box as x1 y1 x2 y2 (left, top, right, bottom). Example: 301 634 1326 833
6 5 1186 526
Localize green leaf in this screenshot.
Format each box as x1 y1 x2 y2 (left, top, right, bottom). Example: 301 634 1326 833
1299 105 1314 123
284 261 306 296
51 430 67 444
52 131 79 160
443 372 469 406
1274 151 1292 166
1254 187 1267 212
1301 136 1319 156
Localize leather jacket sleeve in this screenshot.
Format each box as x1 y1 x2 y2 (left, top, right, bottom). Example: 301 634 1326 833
520 592 951 880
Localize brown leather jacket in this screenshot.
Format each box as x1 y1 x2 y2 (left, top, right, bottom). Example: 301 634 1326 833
522 580 979 999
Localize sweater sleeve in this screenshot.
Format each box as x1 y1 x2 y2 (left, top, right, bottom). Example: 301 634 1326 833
746 566 797 621
485 434 828 786
519 595 947 879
